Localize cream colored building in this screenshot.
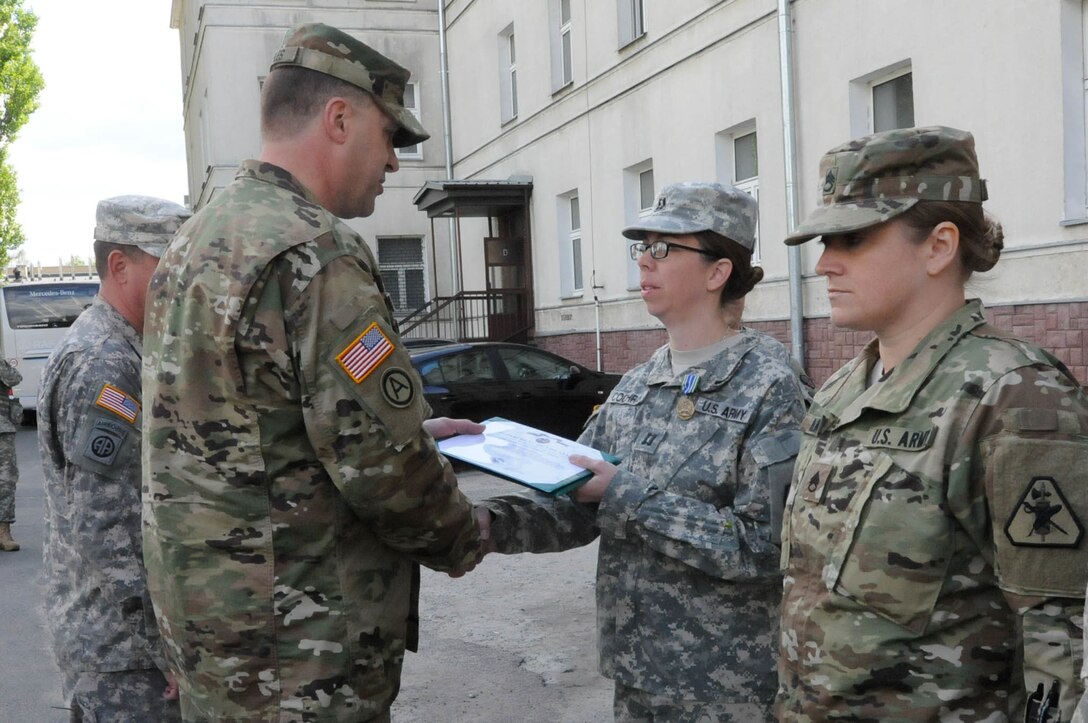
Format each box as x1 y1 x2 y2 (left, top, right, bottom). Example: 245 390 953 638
172 0 1088 382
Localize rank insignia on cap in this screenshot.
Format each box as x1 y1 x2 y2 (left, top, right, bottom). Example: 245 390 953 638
95 384 140 423
1005 476 1083 548
337 322 395 384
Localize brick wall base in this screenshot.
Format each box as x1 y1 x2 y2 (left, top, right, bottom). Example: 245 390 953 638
534 300 1088 387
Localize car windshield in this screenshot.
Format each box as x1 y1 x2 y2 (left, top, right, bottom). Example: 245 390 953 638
419 349 496 384
496 347 572 380
3 283 99 329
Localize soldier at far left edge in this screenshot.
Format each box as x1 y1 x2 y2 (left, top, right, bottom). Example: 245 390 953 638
39 195 190 722
0 354 21 552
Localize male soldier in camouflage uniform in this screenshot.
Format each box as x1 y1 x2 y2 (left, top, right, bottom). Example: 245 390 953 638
39 195 190 722
778 126 1088 720
481 183 807 721
0 356 21 551
141 23 482 722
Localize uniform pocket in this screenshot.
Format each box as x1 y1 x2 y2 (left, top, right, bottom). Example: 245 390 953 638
824 450 952 633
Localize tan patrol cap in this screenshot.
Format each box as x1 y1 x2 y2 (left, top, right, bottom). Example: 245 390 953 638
786 125 987 245
270 22 430 149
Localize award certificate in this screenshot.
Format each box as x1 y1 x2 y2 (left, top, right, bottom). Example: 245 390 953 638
437 417 619 496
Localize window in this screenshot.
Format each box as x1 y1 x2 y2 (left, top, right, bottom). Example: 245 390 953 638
557 190 584 297
639 168 655 215
1060 0 1088 223
618 0 645 48
395 82 422 160
732 131 760 261
377 237 426 314
498 25 518 123
418 349 497 385
849 61 912 138
570 195 583 292
623 160 654 289
872 72 914 133
496 347 571 380
550 0 573 90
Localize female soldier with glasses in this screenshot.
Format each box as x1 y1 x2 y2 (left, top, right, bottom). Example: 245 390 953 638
480 182 808 721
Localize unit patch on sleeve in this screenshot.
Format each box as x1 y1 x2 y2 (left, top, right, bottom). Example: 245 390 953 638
336 322 395 383
82 417 129 467
95 384 140 423
1004 476 1084 548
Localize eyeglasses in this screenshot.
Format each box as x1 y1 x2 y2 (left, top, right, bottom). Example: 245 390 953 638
629 240 721 261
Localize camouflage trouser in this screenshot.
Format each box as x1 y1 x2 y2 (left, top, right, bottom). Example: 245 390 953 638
613 681 772 723
0 433 16 522
65 669 181 723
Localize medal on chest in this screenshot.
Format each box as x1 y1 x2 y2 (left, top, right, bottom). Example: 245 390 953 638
677 371 702 420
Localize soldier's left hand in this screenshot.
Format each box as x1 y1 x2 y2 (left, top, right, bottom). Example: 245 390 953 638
569 454 618 504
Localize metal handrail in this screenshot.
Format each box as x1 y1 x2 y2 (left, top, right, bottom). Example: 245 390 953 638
398 289 530 343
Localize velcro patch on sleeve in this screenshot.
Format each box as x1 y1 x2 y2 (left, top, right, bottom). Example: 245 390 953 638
336 322 395 383
95 384 140 423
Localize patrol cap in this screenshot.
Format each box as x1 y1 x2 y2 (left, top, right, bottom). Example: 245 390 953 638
785 125 988 245
622 182 758 252
93 195 191 259
270 22 430 149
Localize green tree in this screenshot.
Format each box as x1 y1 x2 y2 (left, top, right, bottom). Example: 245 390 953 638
0 1 42 268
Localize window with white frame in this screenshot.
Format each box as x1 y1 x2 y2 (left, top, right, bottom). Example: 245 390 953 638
550 0 574 91
732 131 761 261
1061 0 1088 223
618 0 645 48
498 25 518 123
570 195 583 292
377 237 426 314
557 191 584 296
639 168 655 215
624 160 654 290
395 82 422 160
872 72 914 133
849 61 913 138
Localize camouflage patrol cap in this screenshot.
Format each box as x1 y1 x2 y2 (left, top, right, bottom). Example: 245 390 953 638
93 196 191 258
622 182 758 252
270 22 430 148
785 125 988 245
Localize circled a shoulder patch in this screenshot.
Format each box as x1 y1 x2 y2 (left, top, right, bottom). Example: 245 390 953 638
95 384 140 423
1005 476 1084 548
336 322 395 383
380 367 415 408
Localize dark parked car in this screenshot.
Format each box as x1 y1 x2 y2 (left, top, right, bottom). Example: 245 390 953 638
409 342 622 440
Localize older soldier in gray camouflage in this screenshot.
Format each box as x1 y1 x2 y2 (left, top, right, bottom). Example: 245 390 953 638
0 356 21 551
141 23 482 722
39 195 190 722
481 183 807 722
778 126 1088 721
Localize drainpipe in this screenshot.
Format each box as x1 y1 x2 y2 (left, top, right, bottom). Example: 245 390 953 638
437 0 461 294
778 0 805 365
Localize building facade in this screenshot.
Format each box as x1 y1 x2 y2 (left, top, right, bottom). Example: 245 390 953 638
169 0 457 319
173 0 1088 384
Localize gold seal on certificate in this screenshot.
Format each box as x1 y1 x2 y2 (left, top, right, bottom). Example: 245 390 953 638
676 396 695 420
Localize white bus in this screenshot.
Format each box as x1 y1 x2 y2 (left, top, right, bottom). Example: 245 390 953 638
0 279 100 416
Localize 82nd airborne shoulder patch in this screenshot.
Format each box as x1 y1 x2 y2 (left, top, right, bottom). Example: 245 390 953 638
336 322 395 384
1005 476 1084 548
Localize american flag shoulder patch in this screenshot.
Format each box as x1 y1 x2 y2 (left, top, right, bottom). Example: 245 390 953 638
336 322 395 384
95 384 140 423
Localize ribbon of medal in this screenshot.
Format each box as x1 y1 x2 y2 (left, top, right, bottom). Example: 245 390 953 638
677 371 701 420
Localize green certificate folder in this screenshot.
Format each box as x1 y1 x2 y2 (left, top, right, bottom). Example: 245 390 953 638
437 417 620 496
